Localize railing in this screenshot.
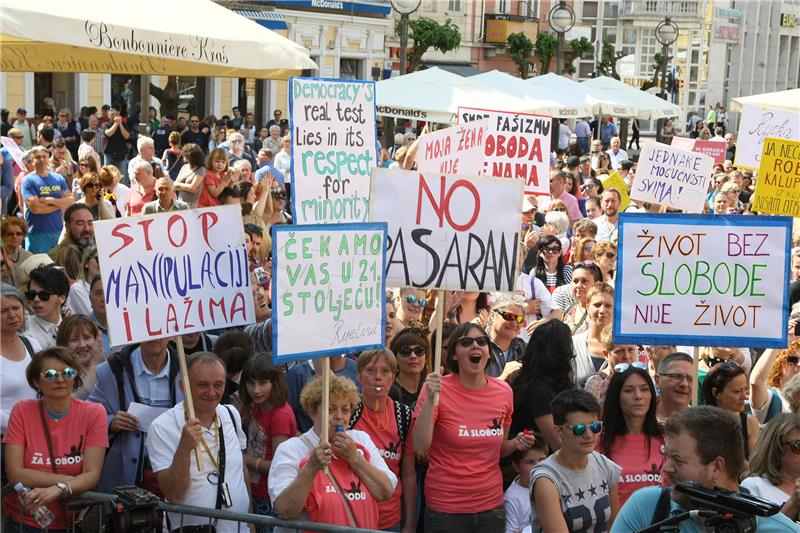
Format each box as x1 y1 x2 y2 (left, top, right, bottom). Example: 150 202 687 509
518 0 538 19
621 0 704 19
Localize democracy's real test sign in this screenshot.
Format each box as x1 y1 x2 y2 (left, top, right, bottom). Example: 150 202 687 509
290 77 377 225
751 137 800 217
271 223 387 364
613 213 792 349
94 205 255 346
631 142 714 213
369 167 522 292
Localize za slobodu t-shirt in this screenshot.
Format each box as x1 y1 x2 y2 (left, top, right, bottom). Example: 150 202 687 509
247 401 297 499
596 433 664 506
412 374 513 514
351 397 405 529
2 399 109 529
21 172 69 234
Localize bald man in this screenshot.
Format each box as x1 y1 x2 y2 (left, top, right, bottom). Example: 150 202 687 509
143 177 189 214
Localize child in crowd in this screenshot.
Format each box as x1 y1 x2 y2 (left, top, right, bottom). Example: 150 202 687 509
504 435 549 533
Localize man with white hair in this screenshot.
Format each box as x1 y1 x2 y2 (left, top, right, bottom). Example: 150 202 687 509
232 159 253 184
143 177 188 214
263 124 282 154
126 160 157 216
226 131 256 169
127 136 165 183
605 137 629 170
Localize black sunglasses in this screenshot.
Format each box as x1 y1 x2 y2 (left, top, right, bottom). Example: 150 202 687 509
455 335 490 348
26 289 53 301
397 346 426 358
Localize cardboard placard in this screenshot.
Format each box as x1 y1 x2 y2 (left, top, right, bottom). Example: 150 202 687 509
751 137 800 217
734 104 799 170
692 140 727 165
600 171 631 212
416 119 488 175
631 142 714 213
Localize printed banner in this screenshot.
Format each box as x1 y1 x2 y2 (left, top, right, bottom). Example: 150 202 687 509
369 167 522 291
751 137 800 217
457 106 551 196
735 104 799 170
631 142 714 213
600 171 631 212
416 119 488 175
613 213 791 348
692 140 726 165
94 205 255 346
289 77 377 224
669 137 695 152
271 223 387 363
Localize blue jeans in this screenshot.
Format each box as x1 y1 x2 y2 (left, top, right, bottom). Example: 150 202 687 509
424 506 505 533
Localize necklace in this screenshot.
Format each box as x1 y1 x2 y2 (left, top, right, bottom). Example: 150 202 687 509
4 247 20 263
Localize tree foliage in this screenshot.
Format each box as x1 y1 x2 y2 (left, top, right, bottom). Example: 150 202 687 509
641 51 668 91
561 37 594 75
534 33 558 74
596 40 625 80
399 17 462 73
507 32 535 79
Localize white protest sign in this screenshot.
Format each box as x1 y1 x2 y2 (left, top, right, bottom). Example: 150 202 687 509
271 223 387 364
457 106 551 196
631 142 714 213
1 137 25 169
416 119 488 175
613 213 791 348
369 167 523 291
669 136 695 151
290 77 377 224
94 205 255 346
735 104 799 170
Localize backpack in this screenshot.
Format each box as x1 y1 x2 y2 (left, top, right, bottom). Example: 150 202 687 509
350 399 412 447
650 487 673 525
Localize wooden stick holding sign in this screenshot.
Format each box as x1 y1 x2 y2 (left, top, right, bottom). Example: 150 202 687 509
432 291 445 406
175 336 203 471
321 357 331 447
691 346 700 407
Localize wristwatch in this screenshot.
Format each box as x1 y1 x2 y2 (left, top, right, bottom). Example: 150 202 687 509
57 482 69 498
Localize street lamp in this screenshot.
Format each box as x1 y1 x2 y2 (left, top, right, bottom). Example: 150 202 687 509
549 1 575 75
655 17 678 143
392 0 422 76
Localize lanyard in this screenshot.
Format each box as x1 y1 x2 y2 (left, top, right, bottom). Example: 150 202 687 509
199 416 221 469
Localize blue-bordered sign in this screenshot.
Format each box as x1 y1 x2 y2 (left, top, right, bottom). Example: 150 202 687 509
612 213 791 349
271 222 387 364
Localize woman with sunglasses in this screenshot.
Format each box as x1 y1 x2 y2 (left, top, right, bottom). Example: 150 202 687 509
1 217 32 287
75 173 114 221
749 342 800 425
531 389 621 533
593 241 617 284
414 323 534 533
597 364 663 506
741 413 800 518
56 315 105 399
395 288 428 328
534 235 573 295
573 283 615 386
556 262 603 333
268 186 292 225
389 323 431 408
486 297 527 380
702 361 760 458
2 347 107 532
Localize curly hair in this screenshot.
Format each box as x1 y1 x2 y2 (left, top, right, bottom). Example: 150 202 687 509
300 374 360 417
768 343 800 388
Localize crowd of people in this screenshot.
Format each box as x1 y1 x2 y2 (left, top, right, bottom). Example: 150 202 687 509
1 101 800 533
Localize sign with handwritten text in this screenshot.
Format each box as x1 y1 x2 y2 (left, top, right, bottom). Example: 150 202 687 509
631 142 714 213
613 213 791 348
94 205 255 346
751 137 800 217
417 119 488 175
271 223 387 364
735 104 799 170
457 106 552 196
369 167 522 291
290 77 377 224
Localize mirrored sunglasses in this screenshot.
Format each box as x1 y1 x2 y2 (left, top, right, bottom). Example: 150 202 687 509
406 295 427 308
41 367 79 382
564 421 603 437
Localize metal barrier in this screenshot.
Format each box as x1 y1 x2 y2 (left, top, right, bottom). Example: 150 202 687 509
3 487 385 533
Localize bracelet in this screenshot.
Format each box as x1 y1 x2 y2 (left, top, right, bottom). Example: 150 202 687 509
254 459 262 472
66 482 73 497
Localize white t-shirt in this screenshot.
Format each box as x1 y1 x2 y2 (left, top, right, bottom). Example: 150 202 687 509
740 476 790 506
1 335 42 433
147 402 249 533
67 280 92 316
268 428 397 533
514 273 554 342
274 151 291 183
504 477 532 533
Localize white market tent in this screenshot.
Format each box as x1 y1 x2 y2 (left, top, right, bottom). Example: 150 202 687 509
375 67 535 124
730 88 800 113
467 70 595 118
524 73 611 118
0 0 317 78
581 76 681 120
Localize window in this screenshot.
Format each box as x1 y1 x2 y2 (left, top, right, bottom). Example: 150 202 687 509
582 1 598 19
448 0 461 11
497 0 508 14
604 2 619 18
339 58 363 80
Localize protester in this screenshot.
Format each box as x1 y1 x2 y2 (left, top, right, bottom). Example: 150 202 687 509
395 287 428 328
98 164 128 218
102 105 130 177
3 347 107 532
351 349 416 532
269 374 396 530
597 364 663 505
388 323 430 408
173 143 207 208
750 341 800 424
1 217 32 287
444 291 489 324
87 275 111 355
594 241 618 284
702 361 760 457
593 189 620 243
611 406 796 532
56 315 105 399
530 389 621 532
199 148 235 208
148 352 251 533
533 234 573 294
162 131 184 180
555 261 603 331
47 203 94 269
22 264 69 349
286 356 359 433
572 283 615 386
126 160 157 216
583 328 639 404
504 439 549 533
143 177 188 214
22 147 75 253
65 244 98 316
485 296 527 379
654 352 694 425
75 173 114 221
413 323 534 533
540 170 582 223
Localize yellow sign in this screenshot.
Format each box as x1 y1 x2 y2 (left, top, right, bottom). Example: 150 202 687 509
751 137 800 217
780 13 796 28
601 171 631 212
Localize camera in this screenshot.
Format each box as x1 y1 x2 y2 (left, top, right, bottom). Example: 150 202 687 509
673 481 780 533
113 485 160 532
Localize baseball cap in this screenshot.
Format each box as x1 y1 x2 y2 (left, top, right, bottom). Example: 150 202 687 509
567 155 581 169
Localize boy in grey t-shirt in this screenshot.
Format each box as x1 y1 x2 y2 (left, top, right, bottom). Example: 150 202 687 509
530 390 621 533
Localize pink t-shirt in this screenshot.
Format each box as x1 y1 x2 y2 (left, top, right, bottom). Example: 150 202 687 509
126 186 155 216
2 399 109 529
247 402 297 499
412 374 513 514
198 171 221 208
540 191 582 223
597 433 664 506
352 397 404 529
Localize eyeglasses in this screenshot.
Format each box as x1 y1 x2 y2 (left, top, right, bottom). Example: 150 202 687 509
230 139 243 144
614 362 648 373
397 346 426 358
659 372 694 384
541 247 561 255
783 440 800 455
498 311 524 324
563 421 603 436
41 367 79 382
3 231 25 237
405 295 427 308
456 335 490 348
26 289 53 301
